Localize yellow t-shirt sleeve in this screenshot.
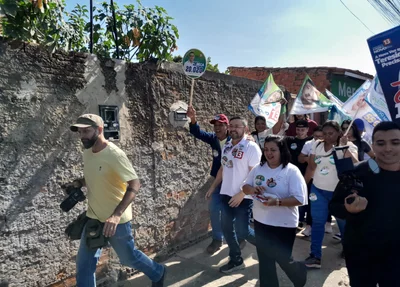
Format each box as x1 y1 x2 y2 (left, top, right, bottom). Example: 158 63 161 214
111 152 139 183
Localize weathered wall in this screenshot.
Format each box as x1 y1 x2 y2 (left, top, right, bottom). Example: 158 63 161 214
0 42 266 286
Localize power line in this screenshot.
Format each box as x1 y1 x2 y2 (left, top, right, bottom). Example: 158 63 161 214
339 0 375 34
367 0 400 26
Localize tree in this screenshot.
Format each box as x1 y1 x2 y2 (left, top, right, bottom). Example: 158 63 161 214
0 0 76 52
206 57 219 73
172 55 182 63
90 1 179 62
0 0 179 62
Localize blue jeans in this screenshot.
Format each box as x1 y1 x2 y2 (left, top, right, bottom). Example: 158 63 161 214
221 195 255 264
310 184 346 259
76 221 164 287
209 184 223 241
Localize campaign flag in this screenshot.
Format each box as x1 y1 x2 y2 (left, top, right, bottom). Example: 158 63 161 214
364 76 392 121
328 104 352 125
342 80 380 144
367 25 400 124
249 74 284 128
290 75 332 115
326 89 344 108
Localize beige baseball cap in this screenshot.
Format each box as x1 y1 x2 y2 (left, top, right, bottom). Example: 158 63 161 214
70 114 104 132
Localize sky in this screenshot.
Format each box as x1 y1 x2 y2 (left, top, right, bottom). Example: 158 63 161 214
66 0 394 75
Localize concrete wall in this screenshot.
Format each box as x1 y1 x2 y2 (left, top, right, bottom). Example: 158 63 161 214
0 41 265 286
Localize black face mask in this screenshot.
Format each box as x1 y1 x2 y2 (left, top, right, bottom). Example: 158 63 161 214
81 130 99 149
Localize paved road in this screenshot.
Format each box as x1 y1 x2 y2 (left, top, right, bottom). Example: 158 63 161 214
120 224 349 287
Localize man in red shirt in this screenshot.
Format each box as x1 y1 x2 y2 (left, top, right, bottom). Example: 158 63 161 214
286 114 318 137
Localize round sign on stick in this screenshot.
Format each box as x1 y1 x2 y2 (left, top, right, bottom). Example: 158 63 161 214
182 48 207 106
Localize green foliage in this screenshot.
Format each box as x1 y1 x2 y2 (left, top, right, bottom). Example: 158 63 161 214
90 1 179 62
172 55 182 63
206 57 220 73
0 0 179 62
0 0 73 52
66 4 89 52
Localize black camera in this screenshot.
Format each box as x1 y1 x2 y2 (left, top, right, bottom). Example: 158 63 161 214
60 184 86 212
332 146 380 204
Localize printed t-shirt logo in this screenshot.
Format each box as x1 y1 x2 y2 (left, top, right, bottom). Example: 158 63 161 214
267 178 277 188
255 175 265 186
320 166 329 175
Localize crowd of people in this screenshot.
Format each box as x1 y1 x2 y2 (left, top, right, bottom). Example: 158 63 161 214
66 106 399 287
186 106 400 287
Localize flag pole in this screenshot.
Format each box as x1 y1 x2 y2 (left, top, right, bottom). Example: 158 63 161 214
189 79 195 106
344 101 364 136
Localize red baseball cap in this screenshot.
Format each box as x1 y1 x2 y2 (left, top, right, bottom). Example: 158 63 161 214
210 114 229 125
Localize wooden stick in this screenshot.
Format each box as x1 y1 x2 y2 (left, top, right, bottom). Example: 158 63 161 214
189 78 195 106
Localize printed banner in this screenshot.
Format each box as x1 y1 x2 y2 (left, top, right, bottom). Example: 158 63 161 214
328 104 351 125
249 74 284 128
367 25 400 124
289 75 332 115
326 89 344 108
364 76 392 121
342 80 380 144
342 80 372 118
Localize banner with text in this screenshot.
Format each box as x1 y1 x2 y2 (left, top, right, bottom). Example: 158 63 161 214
249 74 283 128
289 75 332 115
368 25 400 124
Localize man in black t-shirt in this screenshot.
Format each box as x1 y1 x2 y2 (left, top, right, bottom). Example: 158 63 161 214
285 120 313 175
285 120 313 228
330 121 400 287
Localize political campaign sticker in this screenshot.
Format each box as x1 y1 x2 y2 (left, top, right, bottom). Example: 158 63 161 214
309 193 317 201
212 149 219 157
232 148 238 157
255 175 265 186
182 48 207 79
223 145 233 154
291 143 297 150
320 166 329 175
267 178 277 188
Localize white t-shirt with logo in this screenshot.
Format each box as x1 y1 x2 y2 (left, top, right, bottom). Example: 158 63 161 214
311 140 358 192
242 163 307 228
253 129 273 149
301 139 315 156
220 138 262 198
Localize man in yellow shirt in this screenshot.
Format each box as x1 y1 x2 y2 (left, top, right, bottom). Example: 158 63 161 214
70 114 166 287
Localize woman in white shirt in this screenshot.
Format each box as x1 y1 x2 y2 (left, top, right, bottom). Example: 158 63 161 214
251 115 286 150
303 120 358 269
242 135 308 287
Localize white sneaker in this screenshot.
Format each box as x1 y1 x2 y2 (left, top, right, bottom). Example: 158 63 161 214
302 225 312 237
325 223 333 234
